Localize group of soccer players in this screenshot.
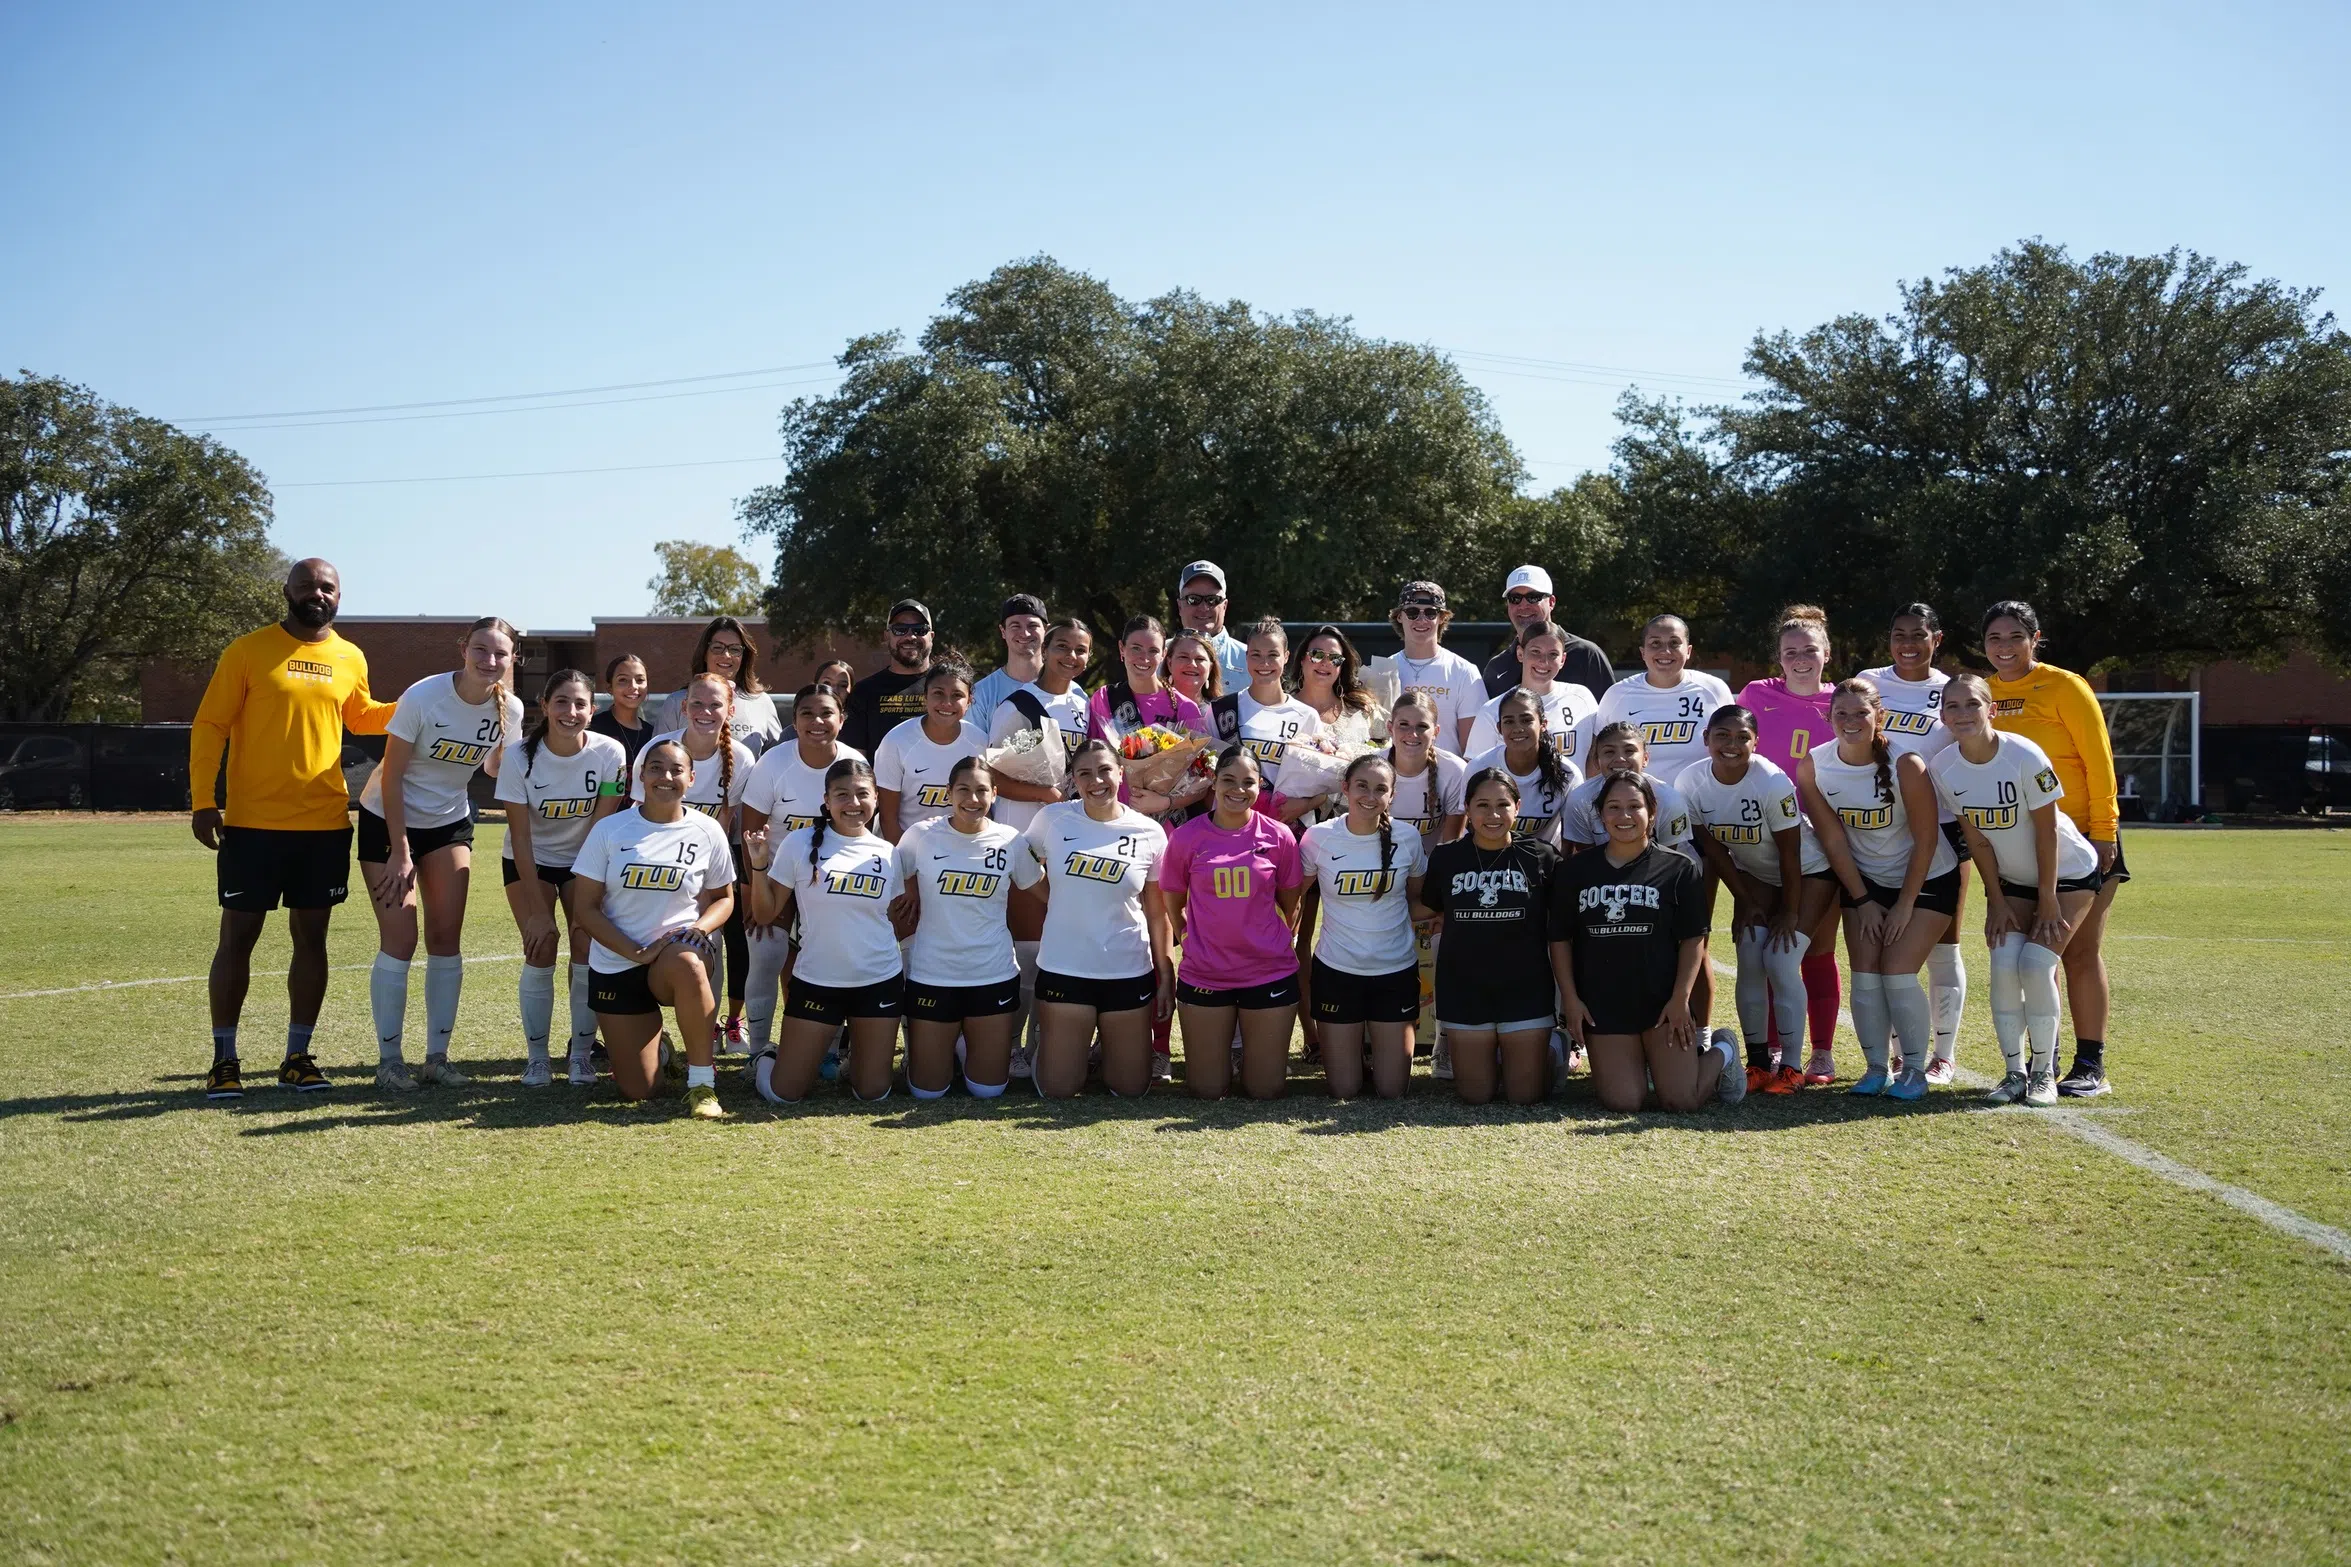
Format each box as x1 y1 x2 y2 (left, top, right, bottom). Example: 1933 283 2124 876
192 556 2126 1119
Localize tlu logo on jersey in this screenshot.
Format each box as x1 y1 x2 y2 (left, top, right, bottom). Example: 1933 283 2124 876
1639 720 1697 748
1708 823 1764 845
1836 804 1894 831
538 798 596 820
1331 868 1397 897
285 658 335 683
1452 868 1528 907
1884 710 1937 737
1063 850 1130 884
619 863 687 891
777 814 817 833
685 800 724 819
1579 882 1661 921
1242 738 1286 764
825 868 888 898
424 737 492 766
1962 804 2020 831
936 870 1001 898
915 784 954 808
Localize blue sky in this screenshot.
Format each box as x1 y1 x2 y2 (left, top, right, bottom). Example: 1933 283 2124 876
4 2 2344 628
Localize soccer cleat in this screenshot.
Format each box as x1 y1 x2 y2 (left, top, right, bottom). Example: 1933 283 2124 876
1151 1049 1172 1084
719 1017 748 1056
1925 1055 1957 1086
1007 1041 1035 1080
2024 1067 2059 1107
1431 1035 1455 1080
567 1053 597 1087
1714 1031 1746 1105
418 1056 470 1088
519 1057 552 1088
1745 1062 1772 1095
278 1052 331 1092
1848 1067 1889 1096
1802 1049 1837 1085
2057 1057 2111 1098
206 1059 244 1100
1762 1065 1805 1095
375 1058 418 1092
1983 1070 2029 1105
1884 1067 1929 1102
686 1083 727 1121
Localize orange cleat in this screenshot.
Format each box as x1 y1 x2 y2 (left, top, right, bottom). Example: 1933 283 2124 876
1746 1063 1773 1095
1762 1065 1805 1094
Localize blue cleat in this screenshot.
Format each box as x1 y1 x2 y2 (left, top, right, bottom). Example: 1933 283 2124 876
1849 1068 1889 1096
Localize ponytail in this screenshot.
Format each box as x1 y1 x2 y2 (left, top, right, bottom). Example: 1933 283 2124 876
1832 677 1895 802
1341 752 1398 885
1500 688 1567 804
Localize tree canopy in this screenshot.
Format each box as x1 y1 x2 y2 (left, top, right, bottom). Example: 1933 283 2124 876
1 373 282 720
648 538 763 617
741 258 1525 659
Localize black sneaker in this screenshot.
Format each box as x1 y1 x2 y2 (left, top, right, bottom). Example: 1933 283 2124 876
278 1052 332 1092
206 1059 243 1100
2057 1056 2110 1098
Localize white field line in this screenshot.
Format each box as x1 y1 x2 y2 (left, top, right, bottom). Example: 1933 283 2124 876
1708 959 2351 1263
1 953 520 1002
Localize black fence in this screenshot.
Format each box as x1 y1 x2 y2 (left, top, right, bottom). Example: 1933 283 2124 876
2203 725 2351 815
0 725 399 815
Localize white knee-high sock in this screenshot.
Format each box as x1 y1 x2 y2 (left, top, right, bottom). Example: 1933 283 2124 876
1884 973 1933 1077
1766 931 1810 1068
370 954 412 1063
1987 934 2026 1074
1927 943 1965 1062
519 963 556 1061
424 953 463 1060
567 964 595 1062
744 927 790 1050
1848 970 1889 1072
1732 928 1770 1044
2017 941 2063 1073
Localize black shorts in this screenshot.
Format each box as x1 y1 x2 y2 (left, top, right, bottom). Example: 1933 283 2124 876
2000 871 2105 901
1940 819 1969 856
2103 830 2130 886
589 964 658 1016
500 858 575 889
1177 971 1302 1010
1585 993 1673 1037
1035 968 1158 1014
356 808 475 865
784 974 904 1026
1308 958 1420 1025
904 975 1021 1021
217 826 351 912
1856 865 1963 917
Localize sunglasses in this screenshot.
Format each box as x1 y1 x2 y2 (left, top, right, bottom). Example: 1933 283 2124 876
1398 606 1441 621
706 642 745 656
888 622 930 637
1302 648 1341 664
1180 593 1226 608
1505 590 1549 606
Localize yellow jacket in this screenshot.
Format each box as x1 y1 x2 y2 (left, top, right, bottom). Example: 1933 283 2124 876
190 626 396 831
1987 662 2118 841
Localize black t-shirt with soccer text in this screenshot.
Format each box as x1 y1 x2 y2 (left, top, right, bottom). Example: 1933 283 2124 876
1421 835 1560 1024
1547 843 1708 1033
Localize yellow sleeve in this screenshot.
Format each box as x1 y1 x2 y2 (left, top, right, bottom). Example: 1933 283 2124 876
189 641 248 813
341 648 397 736
2059 674 2119 840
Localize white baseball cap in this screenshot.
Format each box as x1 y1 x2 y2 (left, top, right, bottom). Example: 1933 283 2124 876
1177 560 1228 593
1505 565 1554 596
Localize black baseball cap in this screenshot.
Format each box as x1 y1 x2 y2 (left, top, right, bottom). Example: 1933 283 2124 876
888 599 932 629
998 593 1048 624
1397 580 1448 608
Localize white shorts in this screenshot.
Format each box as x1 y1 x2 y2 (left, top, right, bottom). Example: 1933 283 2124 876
1439 1016 1552 1036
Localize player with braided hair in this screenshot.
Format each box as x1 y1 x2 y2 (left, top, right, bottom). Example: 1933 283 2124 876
635 672 756 1049
1469 686 1582 847
1299 754 1427 1099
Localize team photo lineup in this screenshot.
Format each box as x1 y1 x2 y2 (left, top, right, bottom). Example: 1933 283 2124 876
192 553 2127 1121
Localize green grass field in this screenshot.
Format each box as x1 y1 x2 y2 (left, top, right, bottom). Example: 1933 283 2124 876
2 817 2347 1564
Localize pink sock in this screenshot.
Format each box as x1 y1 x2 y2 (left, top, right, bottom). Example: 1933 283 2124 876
1802 953 1841 1050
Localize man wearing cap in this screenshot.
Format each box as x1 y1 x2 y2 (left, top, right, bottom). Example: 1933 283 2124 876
1481 565 1616 706
1175 560 1251 692
970 593 1050 719
840 598 937 755
1363 581 1486 753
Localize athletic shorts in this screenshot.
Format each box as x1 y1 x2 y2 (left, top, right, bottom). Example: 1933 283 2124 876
2103 830 2130 886
785 974 904 1026
1582 992 1673 1037
589 964 658 1016
1940 819 1969 856
500 858 575 889
2000 867 2104 901
1308 958 1420 1025
1855 865 1963 917
1439 1013 1554 1036
356 808 475 865
904 975 1020 1021
216 825 351 912
1035 968 1157 1014
1177 971 1301 1011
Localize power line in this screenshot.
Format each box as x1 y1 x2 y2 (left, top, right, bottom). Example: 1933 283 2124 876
173 361 835 423
1448 346 1750 389
186 373 839 433
274 455 784 488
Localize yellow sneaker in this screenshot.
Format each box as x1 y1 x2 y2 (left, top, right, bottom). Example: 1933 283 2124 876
686 1083 727 1121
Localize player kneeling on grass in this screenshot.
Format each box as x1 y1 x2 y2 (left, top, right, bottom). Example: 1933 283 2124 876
564 738 734 1120
742 759 911 1105
1299 755 1427 1100
1551 770 1724 1112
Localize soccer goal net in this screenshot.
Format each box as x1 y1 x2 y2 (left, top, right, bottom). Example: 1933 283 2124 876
2097 692 2200 817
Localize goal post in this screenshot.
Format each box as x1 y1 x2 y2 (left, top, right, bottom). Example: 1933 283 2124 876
2097 692 2201 813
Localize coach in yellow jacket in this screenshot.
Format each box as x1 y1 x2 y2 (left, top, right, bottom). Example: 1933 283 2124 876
188 558 395 1099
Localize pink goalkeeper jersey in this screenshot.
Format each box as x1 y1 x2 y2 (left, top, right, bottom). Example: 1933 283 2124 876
1738 677 1836 773
1159 810 1303 989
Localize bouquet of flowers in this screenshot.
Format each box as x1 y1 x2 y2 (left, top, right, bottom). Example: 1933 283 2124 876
980 718 1067 790
1119 724 1213 795
1274 737 1376 802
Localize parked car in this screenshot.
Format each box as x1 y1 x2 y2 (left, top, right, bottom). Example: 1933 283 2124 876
0 733 89 810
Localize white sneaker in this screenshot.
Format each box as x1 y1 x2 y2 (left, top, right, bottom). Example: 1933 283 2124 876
519 1056 552 1088
567 1053 596 1087
1431 1034 1454 1080
1925 1055 1957 1086
375 1058 417 1092
2025 1067 2059 1107
418 1056 469 1087
1713 1029 1745 1104
1008 1041 1035 1080
1984 1070 2029 1104
1803 1048 1836 1083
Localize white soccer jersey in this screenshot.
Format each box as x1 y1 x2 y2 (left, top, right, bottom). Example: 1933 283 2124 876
1462 681 1602 765
360 672 526 829
494 731 628 869
1025 800 1168 979
772 826 904 987
1235 692 1322 771
1677 754 1807 884
571 806 736 974
1468 746 1581 848
1930 733 2098 887
1365 648 1485 753
631 730 755 835
740 742 865 836
1389 750 1468 852
873 717 990 834
1860 665 1956 771
1299 818 1425 975
1561 770 1697 861
1810 749 1957 885
1589 672 1735 780
894 816 1042 986
984 684 1091 831
648 687 785 755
